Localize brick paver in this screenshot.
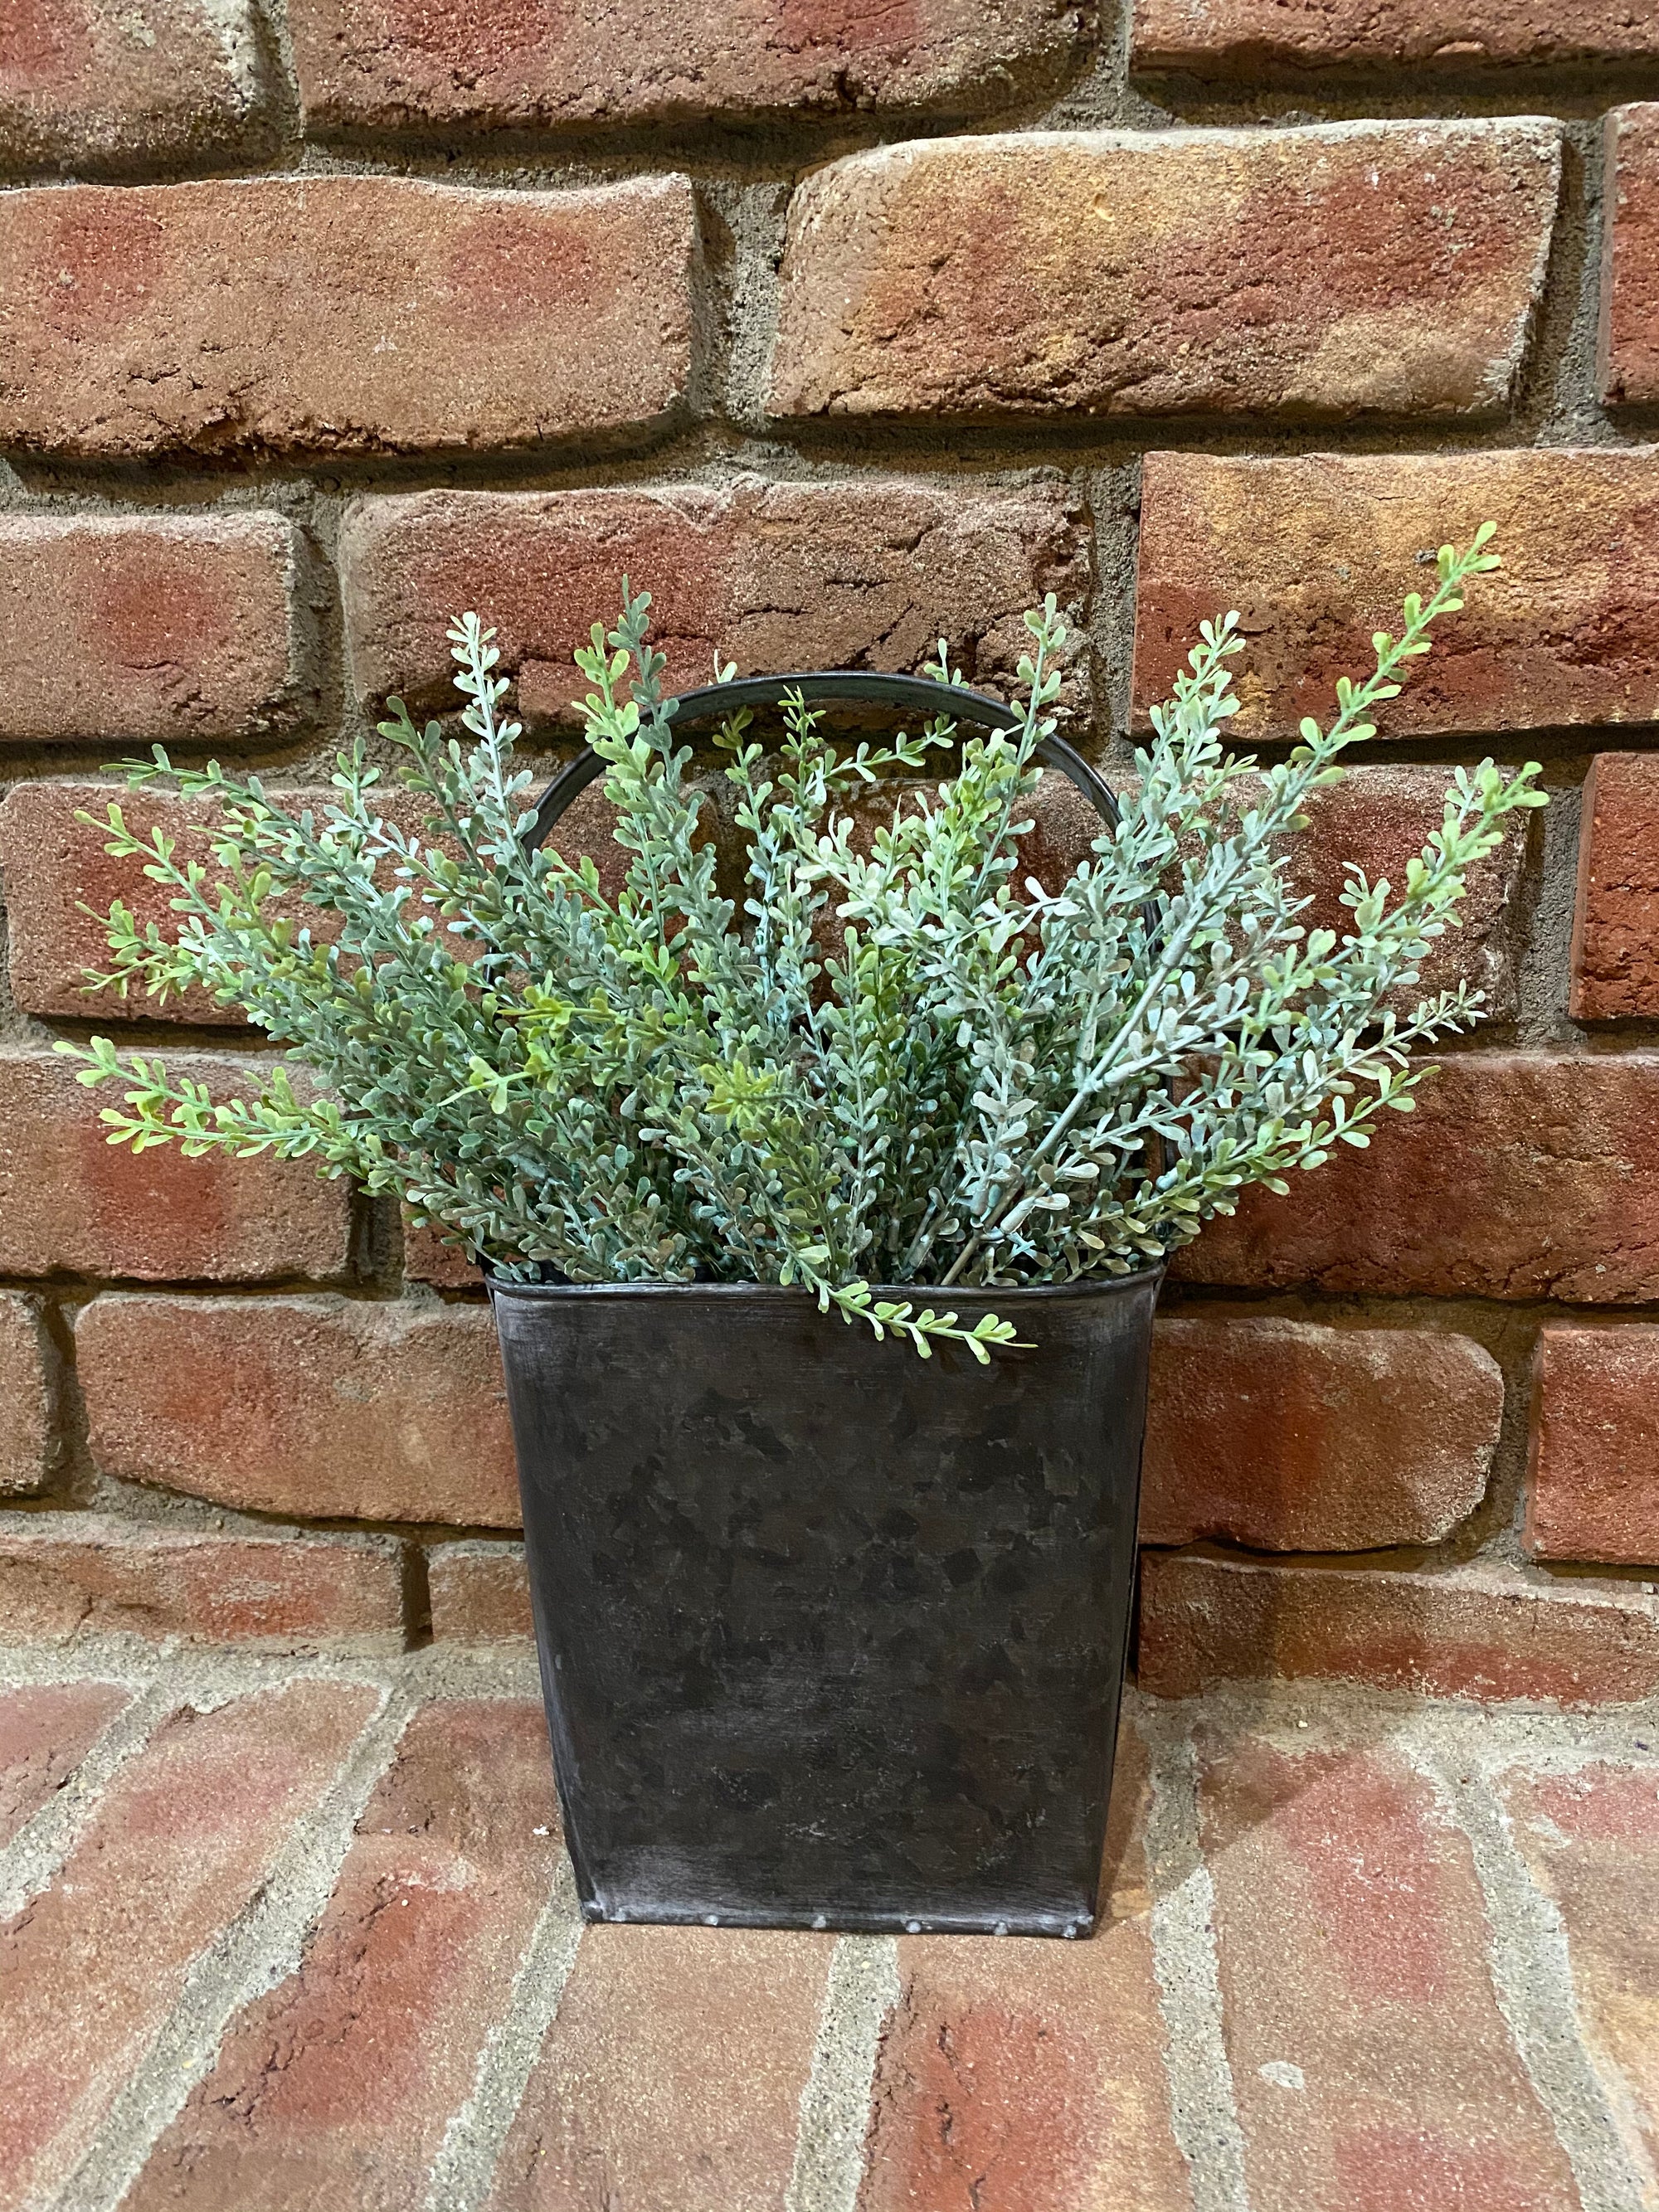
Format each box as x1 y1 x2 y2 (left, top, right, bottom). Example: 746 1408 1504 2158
1 1652 1653 2211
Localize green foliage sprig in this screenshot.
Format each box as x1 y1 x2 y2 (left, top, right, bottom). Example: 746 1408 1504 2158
62 527 1544 1359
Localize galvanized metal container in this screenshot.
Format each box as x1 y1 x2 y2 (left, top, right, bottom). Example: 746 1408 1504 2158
489 1270 1163 1939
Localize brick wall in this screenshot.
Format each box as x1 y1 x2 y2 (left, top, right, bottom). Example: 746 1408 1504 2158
2 0 1658 1702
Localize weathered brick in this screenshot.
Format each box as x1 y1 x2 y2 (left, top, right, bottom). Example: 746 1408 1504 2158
1571 754 1659 1021
488 1924 831 2212
290 0 1083 135
0 175 694 462
124 1699 561 2212
0 1681 129 1847
1174 1054 1659 1305
1143 1318 1501 1552
428 1544 533 1642
0 1514 404 1647
859 1719 1193 2212
0 0 263 174
402 1215 478 1290
1134 447 1659 742
0 1680 374 2212
1139 1552 1659 1707
1132 0 1659 76
1199 1731 1583 2212
1500 1762 1659 2183
77 1295 518 1526
1602 106 1659 408
770 122 1559 422
0 514 310 747
0 1293 53 1496
340 478 1089 724
1526 1325 1659 1568
0 1050 351 1283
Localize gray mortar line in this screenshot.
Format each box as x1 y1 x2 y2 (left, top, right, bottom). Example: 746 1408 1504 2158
421 1855 586 2212
1405 1725 1657 2212
783 1934 901 2212
43 1682 416 2212
0 1672 172 1923
1143 1709 1253 2212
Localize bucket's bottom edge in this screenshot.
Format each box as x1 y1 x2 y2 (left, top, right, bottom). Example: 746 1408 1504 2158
580 1899 1099 1940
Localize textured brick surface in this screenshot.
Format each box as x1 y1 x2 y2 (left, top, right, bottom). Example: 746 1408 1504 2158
1132 0 1659 75
1199 1732 1582 2212
1602 106 1659 408
341 478 1088 723
1134 447 1659 742
0 1293 53 1496
0 175 695 461
0 514 311 746
78 1295 518 1526
401 1216 478 1290
0 0 262 173
859 1722 1193 2212
1142 1318 1502 1552
0 1680 374 2212
1139 1552 1659 1706
487 1926 833 2212
125 1699 560 2212
1526 1325 1659 1567
427 1544 533 1641
0 1051 351 1284
770 122 1559 422
1173 1054 1659 1305
0 1681 129 1847
0 1514 404 1647
290 0 1083 134
1571 753 1659 1021
1501 1762 1659 2185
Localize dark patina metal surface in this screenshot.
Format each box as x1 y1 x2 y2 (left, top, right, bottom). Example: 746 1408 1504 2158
489 1271 1163 1939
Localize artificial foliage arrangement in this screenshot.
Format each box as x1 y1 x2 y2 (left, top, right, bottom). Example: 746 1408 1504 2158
66 527 1542 1361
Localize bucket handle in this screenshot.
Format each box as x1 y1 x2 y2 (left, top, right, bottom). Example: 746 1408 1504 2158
522 668 1125 852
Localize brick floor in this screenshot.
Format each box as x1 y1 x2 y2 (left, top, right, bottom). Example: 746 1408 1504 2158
1 1646 1654 2212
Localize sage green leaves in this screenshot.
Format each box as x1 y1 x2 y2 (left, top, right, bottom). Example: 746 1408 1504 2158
61 527 1544 1360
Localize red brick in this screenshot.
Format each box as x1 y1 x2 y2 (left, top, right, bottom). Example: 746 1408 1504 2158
290 0 1082 135
0 1680 374 2212
1138 1552 1659 1708
1602 106 1659 408
1526 1325 1659 1568
0 0 263 173
487 1924 832 2212
340 478 1088 725
402 1216 478 1290
770 122 1559 422
1500 1762 1659 2182
0 1293 54 1496
1143 1318 1501 1552
0 1514 404 1647
0 1681 130 1847
427 1544 533 1642
1173 1053 1659 1305
0 515 311 747
859 1719 1193 2212
1571 754 1659 1021
0 1050 350 1283
0 175 694 462
1134 447 1659 743
1132 0 1659 75
1199 1731 1582 2212
124 1699 561 2212
77 1295 518 1527
1279 766 1526 1017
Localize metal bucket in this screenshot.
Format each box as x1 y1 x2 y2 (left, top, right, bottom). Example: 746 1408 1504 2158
489 1269 1163 1939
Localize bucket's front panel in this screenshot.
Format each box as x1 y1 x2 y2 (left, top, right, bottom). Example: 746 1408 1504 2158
493 1285 1155 1935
